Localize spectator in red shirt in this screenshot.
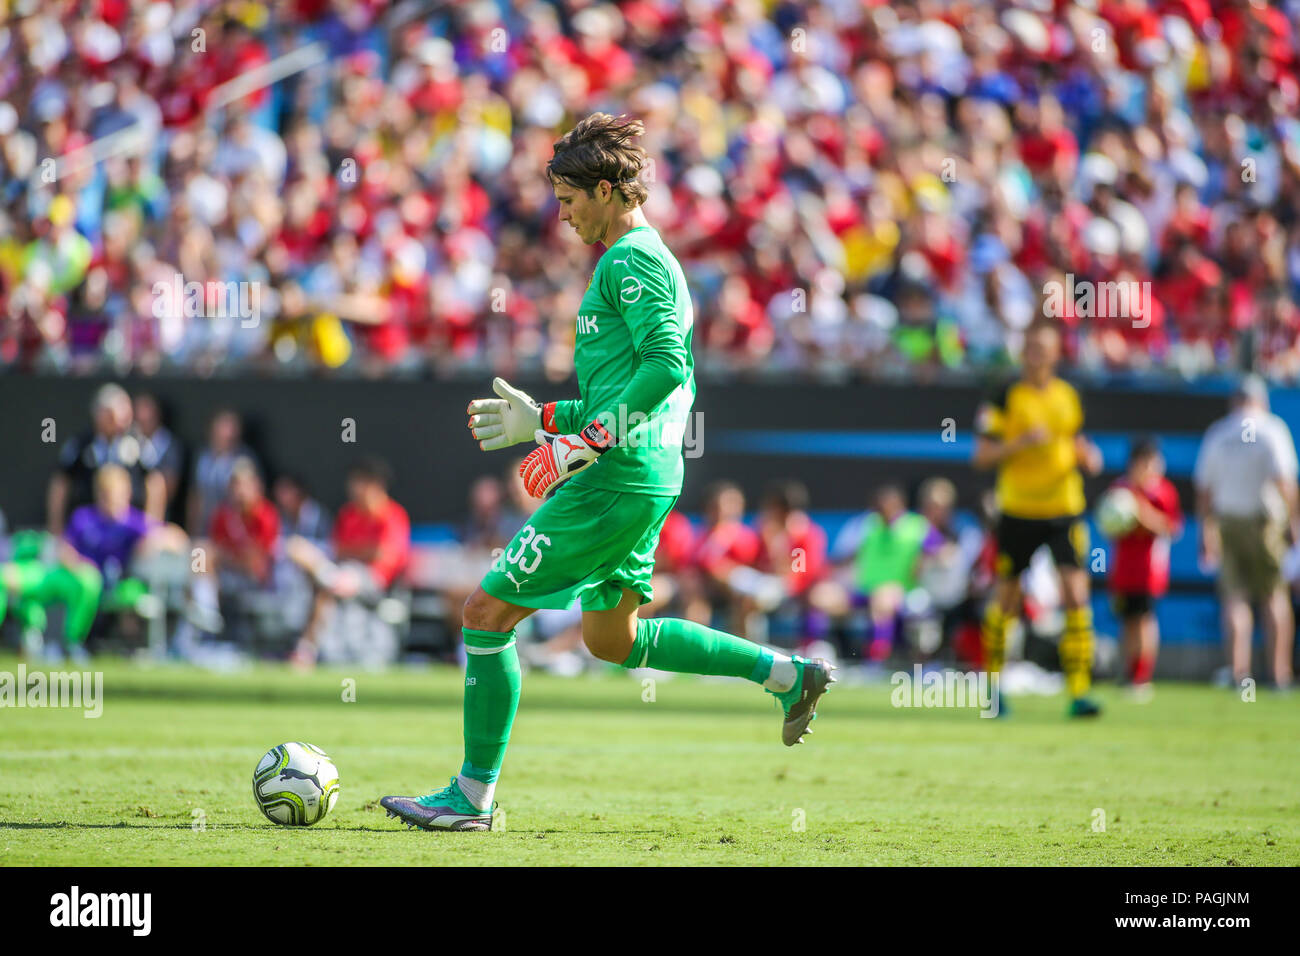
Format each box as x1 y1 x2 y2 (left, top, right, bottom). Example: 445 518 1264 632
747 480 832 649
287 456 410 667
757 480 827 599
212 19 271 112
679 482 765 635
1105 438 1183 699
1161 182 1212 256
209 457 279 587
332 457 411 589
1017 95 1078 186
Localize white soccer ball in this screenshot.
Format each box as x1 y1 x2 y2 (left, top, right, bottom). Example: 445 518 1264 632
1096 487 1139 539
253 742 340 826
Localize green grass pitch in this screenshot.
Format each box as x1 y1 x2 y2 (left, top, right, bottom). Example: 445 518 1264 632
0 655 1295 866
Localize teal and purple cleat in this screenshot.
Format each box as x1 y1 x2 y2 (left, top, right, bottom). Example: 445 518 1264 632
380 778 495 832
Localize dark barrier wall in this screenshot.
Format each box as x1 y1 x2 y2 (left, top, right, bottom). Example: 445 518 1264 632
0 374 1249 528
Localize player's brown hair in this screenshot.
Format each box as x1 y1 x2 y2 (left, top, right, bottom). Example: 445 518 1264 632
547 113 650 207
1024 315 1063 339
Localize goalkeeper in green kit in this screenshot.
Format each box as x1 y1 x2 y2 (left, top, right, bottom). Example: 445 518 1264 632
381 114 835 832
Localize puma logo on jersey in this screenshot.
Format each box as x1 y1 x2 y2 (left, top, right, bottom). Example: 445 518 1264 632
505 571 524 592
577 315 599 334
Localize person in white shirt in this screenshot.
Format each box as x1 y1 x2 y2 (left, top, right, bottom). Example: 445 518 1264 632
1194 375 1299 689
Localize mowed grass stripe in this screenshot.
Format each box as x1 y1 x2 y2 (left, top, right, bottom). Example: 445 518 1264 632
0 658 1295 865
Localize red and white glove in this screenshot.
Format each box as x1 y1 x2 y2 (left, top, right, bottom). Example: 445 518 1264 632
519 421 613 498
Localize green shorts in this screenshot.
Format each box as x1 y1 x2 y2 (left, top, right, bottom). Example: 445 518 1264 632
481 481 677 612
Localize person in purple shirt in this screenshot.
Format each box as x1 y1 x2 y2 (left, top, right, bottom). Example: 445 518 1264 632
65 489 153 582
64 464 189 603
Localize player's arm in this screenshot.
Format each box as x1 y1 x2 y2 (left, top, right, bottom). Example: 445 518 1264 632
1271 472 1300 545
916 522 950 576
1194 480 1219 567
971 386 1041 470
1067 385 1102 476
59 517 96 571
46 472 69 535
57 538 95 571
519 250 687 498
1284 480 1300 544
47 437 81 534
137 522 190 557
144 469 167 522
1134 496 1174 537
1074 434 1103 476
1166 486 1186 539
1196 488 1219 566
576 249 688 436
1190 429 1222 567
972 433 1037 470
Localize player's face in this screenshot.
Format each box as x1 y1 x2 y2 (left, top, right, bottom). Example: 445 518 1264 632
1131 452 1164 484
347 476 372 507
273 480 300 513
231 472 260 507
1022 328 1060 376
553 181 607 245
878 490 904 520
95 477 130 516
134 397 158 432
708 488 742 524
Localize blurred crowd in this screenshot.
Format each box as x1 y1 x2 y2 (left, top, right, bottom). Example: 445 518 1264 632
1 381 1008 670
2 0 1299 382
5 382 1300 684
2 382 419 666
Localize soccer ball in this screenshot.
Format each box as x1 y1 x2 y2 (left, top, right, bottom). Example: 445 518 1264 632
253 742 340 826
1095 487 1139 539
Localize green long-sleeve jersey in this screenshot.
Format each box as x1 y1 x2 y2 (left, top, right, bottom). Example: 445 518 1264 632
548 225 696 496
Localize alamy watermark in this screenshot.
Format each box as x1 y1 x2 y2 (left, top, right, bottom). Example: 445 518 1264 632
152 274 261 328
49 886 150 936
1043 274 1152 328
890 664 1000 717
0 665 103 718
594 404 705 458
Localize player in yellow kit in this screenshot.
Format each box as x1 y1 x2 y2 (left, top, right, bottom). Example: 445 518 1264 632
973 319 1104 717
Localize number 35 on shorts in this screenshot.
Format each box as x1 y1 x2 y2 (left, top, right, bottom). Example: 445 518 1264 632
494 524 550 575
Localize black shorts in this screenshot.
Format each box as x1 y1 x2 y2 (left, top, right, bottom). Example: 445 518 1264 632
1112 592 1154 620
993 514 1089 578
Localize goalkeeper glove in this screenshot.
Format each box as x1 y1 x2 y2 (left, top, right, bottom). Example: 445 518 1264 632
519 421 614 498
467 377 561 450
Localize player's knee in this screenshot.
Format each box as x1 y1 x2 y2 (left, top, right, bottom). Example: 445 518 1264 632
1060 573 1089 609
580 632 621 663
581 623 634 664
462 588 500 632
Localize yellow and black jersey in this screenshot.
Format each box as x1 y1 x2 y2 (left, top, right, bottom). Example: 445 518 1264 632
975 376 1086 519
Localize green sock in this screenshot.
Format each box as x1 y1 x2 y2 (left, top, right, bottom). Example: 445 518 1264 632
460 627 521 785
620 617 775 684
